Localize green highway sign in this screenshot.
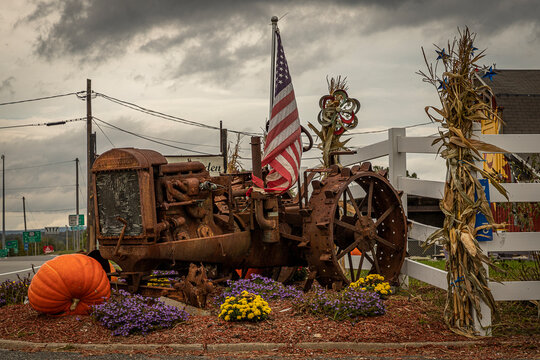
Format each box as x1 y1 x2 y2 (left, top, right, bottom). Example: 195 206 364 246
0 249 8 257
6 240 18 249
23 231 42 243
69 214 85 226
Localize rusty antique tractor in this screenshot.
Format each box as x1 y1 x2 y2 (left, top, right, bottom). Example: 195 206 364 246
91 137 407 296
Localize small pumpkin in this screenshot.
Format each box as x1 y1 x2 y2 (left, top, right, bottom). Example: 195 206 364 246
28 254 111 315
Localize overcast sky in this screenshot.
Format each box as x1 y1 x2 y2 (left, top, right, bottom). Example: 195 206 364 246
1 0 539 231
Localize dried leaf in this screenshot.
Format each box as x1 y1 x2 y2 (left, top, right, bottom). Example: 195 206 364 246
449 228 458 255
460 230 477 257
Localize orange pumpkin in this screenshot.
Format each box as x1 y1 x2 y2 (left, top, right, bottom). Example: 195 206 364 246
28 254 111 315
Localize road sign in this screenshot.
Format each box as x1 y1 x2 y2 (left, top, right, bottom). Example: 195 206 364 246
43 245 54 254
24 243 29 251
23 231 42 243
0 249 7 257
45 226 59 234
69 215 85 226
6 240 18 249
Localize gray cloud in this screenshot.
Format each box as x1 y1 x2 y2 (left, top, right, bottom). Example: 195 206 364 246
22 0 58 23
0 76 15 96
23 0 540 85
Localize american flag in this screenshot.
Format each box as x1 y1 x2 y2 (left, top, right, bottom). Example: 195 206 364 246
253 29 302 193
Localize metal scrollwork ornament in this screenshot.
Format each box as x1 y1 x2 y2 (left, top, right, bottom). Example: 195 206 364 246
317 90 361 135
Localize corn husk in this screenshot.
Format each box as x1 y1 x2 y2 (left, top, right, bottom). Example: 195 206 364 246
419 28 507 336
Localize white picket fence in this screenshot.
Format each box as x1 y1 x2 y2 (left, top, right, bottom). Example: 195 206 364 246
340 128 540 335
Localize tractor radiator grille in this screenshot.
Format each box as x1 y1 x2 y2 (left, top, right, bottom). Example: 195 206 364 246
96 170 143 237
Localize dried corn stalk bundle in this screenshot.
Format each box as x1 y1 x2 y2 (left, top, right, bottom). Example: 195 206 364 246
308 76 360 167
418 28 508 336
227 133 244 173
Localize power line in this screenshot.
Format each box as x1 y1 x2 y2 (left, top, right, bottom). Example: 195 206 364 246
95 92 261 137
97 122 220 149
20 208 76 213
0 160 74 172
92 116 214 155
0 92 84 106
78 162 86 195
5 184 76 191
0 117 86 130
92 119 115 147
347 121 434 135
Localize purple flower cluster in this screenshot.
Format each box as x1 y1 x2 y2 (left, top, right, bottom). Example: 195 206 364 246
0 275 31 307
151 269 180 281
216 274 304 303
91 289 189 336
297 284 386 320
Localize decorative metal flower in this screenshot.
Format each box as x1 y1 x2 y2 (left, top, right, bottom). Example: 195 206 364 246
317 90 361 135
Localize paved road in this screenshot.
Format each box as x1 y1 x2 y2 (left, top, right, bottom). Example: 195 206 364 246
0 255 57 282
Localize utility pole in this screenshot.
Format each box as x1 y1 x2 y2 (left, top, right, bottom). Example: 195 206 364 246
22 196 26 231
86 79 95 252
220 121 228 172
1 154 5 250
23 196 27 255
75 157 79 251
22 196 34 255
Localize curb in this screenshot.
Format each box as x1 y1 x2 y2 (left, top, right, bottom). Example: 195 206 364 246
0 339 480 353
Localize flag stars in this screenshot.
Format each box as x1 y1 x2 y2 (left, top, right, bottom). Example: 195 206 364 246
274 34 292 93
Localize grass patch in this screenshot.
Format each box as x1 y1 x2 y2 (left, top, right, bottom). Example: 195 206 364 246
416 259 537 281
405 259 540 336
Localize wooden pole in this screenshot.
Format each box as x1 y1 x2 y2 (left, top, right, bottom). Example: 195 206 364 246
1 154 5 250
221 127 228 173
86 79 95 251
22 197 26 231
75 157 79 251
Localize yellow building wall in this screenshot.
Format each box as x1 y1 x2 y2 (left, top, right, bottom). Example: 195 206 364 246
481 108 508 180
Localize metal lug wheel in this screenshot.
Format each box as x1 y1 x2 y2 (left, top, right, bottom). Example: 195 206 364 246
304 163 407 288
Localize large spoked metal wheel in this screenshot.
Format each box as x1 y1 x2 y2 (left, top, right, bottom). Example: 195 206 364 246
303 163 407 288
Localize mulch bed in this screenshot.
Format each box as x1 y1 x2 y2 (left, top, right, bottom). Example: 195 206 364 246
0 296 462 344
1 294 539 359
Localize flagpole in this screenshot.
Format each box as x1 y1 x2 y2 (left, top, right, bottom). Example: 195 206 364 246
269 16 278 121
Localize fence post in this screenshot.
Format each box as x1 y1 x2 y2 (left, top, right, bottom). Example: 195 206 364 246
388 128 407 214
471 122 492 336
389 128 409 288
